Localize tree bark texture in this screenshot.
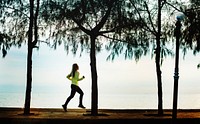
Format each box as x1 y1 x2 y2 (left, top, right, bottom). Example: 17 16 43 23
90 35 98 115
156 0 163 115
24 0 34 115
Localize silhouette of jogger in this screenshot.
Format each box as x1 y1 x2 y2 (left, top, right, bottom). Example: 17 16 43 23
62 63 85 112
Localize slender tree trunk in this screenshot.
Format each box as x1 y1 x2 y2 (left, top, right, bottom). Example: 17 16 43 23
24 0 34 115
24 44 33 115
156 0 163 115
90 35 98 115
34 0 40 43
156 36 163 115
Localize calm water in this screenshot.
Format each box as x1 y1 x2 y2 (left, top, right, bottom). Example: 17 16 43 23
1 83 200 109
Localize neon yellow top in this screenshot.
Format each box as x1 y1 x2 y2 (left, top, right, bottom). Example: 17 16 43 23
66 71 84 86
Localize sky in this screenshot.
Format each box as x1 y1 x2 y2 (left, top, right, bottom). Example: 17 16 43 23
0 42 200 108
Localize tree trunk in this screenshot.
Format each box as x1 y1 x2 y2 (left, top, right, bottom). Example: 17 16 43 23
156 0 163 115
24 44 33 115
24 0 34 115
156 36 163 115
90 35 98 115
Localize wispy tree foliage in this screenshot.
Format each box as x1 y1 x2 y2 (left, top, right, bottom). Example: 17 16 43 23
103 0 150 62
0 0 29 57
182 0 200 68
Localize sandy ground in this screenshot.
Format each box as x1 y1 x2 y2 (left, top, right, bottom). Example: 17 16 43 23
1 108 200 124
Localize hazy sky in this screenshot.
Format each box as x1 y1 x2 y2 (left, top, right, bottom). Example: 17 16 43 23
1 42 199 90
0 42 200 108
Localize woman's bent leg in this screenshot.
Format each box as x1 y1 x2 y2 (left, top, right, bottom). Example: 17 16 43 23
76 86 85 108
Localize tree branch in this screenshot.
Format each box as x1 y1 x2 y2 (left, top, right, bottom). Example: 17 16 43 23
71 16 91 35
32 0 40 49
129 0 157 35
165 1 183 13
93 0 115 33
144 1 157 35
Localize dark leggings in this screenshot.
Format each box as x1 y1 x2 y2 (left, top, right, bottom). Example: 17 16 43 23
64 84 84 106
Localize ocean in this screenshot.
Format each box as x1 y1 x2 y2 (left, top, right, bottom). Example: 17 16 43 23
0 82 200 109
